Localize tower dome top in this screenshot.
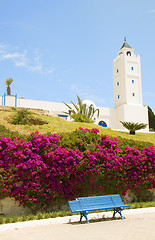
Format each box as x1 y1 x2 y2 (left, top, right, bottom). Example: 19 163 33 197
120 37 131 49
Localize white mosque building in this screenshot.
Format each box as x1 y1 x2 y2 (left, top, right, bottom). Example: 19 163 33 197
0 39 149 132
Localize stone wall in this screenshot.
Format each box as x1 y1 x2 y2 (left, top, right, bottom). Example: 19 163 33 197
0 198 32 216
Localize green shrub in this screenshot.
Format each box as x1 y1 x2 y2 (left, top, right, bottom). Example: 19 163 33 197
10 108 48 125
70 112 94 123
63 95 99 123
117 136 154 151
57 128 154 152
10 108 31 125
131 189 154 202
0 124 26 140
28 116 48 125
58 128 100 152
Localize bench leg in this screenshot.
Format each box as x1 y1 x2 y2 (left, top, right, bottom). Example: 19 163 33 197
113 208 124 220
80 211 89 224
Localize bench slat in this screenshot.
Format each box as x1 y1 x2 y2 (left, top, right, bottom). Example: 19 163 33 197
111 195 123 206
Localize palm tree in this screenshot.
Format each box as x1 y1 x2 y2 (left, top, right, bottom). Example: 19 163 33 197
63 95 99 123
4 78 13 95
120 121 147 135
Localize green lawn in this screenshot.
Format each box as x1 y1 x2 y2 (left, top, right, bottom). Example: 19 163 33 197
0 105 154 145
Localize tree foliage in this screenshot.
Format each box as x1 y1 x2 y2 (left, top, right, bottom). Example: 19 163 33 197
63 95 99 123
148 106 155 131
3 78 13 95
120 121 147 135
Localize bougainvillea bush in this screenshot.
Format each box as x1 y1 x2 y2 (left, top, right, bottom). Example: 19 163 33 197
0 128 155 212
58 127 153 151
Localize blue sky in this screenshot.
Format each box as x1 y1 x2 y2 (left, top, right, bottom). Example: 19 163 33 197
0 0 155 111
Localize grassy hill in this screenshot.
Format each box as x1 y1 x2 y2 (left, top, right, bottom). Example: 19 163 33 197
0 105 155 145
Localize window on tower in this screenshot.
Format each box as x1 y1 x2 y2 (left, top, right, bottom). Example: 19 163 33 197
117 69 119 73
118 95 120 99
132 93 135 97
127 51 131 56
131 67 134 70
117 82 119 86
132 80 134 83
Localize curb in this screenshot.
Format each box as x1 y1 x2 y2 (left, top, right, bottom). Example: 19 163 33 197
0 207 155 231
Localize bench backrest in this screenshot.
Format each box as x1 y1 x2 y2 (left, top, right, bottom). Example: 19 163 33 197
77 194 124 211
68 200 83 213
68 194 125 213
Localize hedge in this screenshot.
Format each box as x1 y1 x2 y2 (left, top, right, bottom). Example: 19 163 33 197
0 128 155 212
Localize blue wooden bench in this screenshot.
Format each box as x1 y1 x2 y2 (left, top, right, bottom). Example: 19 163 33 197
68 194 130 224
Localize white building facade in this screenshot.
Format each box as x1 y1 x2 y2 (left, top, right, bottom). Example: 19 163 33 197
0 39 149 132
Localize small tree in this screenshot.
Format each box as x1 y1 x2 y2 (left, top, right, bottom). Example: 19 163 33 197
63 95 99 123
120 121 147 135
4 78 13 95
148 106 155 131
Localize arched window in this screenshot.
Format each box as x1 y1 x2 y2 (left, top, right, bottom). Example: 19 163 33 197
98 121 107 127
127 51 131 56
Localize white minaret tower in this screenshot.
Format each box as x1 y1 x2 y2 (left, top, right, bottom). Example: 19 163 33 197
113 37 143 108
112 38 149 132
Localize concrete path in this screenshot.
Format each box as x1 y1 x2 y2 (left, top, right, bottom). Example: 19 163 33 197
0 210 155 240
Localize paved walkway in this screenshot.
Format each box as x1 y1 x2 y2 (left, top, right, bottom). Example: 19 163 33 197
0 210 155 240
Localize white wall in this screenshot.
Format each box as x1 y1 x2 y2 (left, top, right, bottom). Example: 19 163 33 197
5 96 16 107
96 107 115 129
0 96 2 105
112 104 125 130
18 98 70 115
114 104 149 132
124 104 149 132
